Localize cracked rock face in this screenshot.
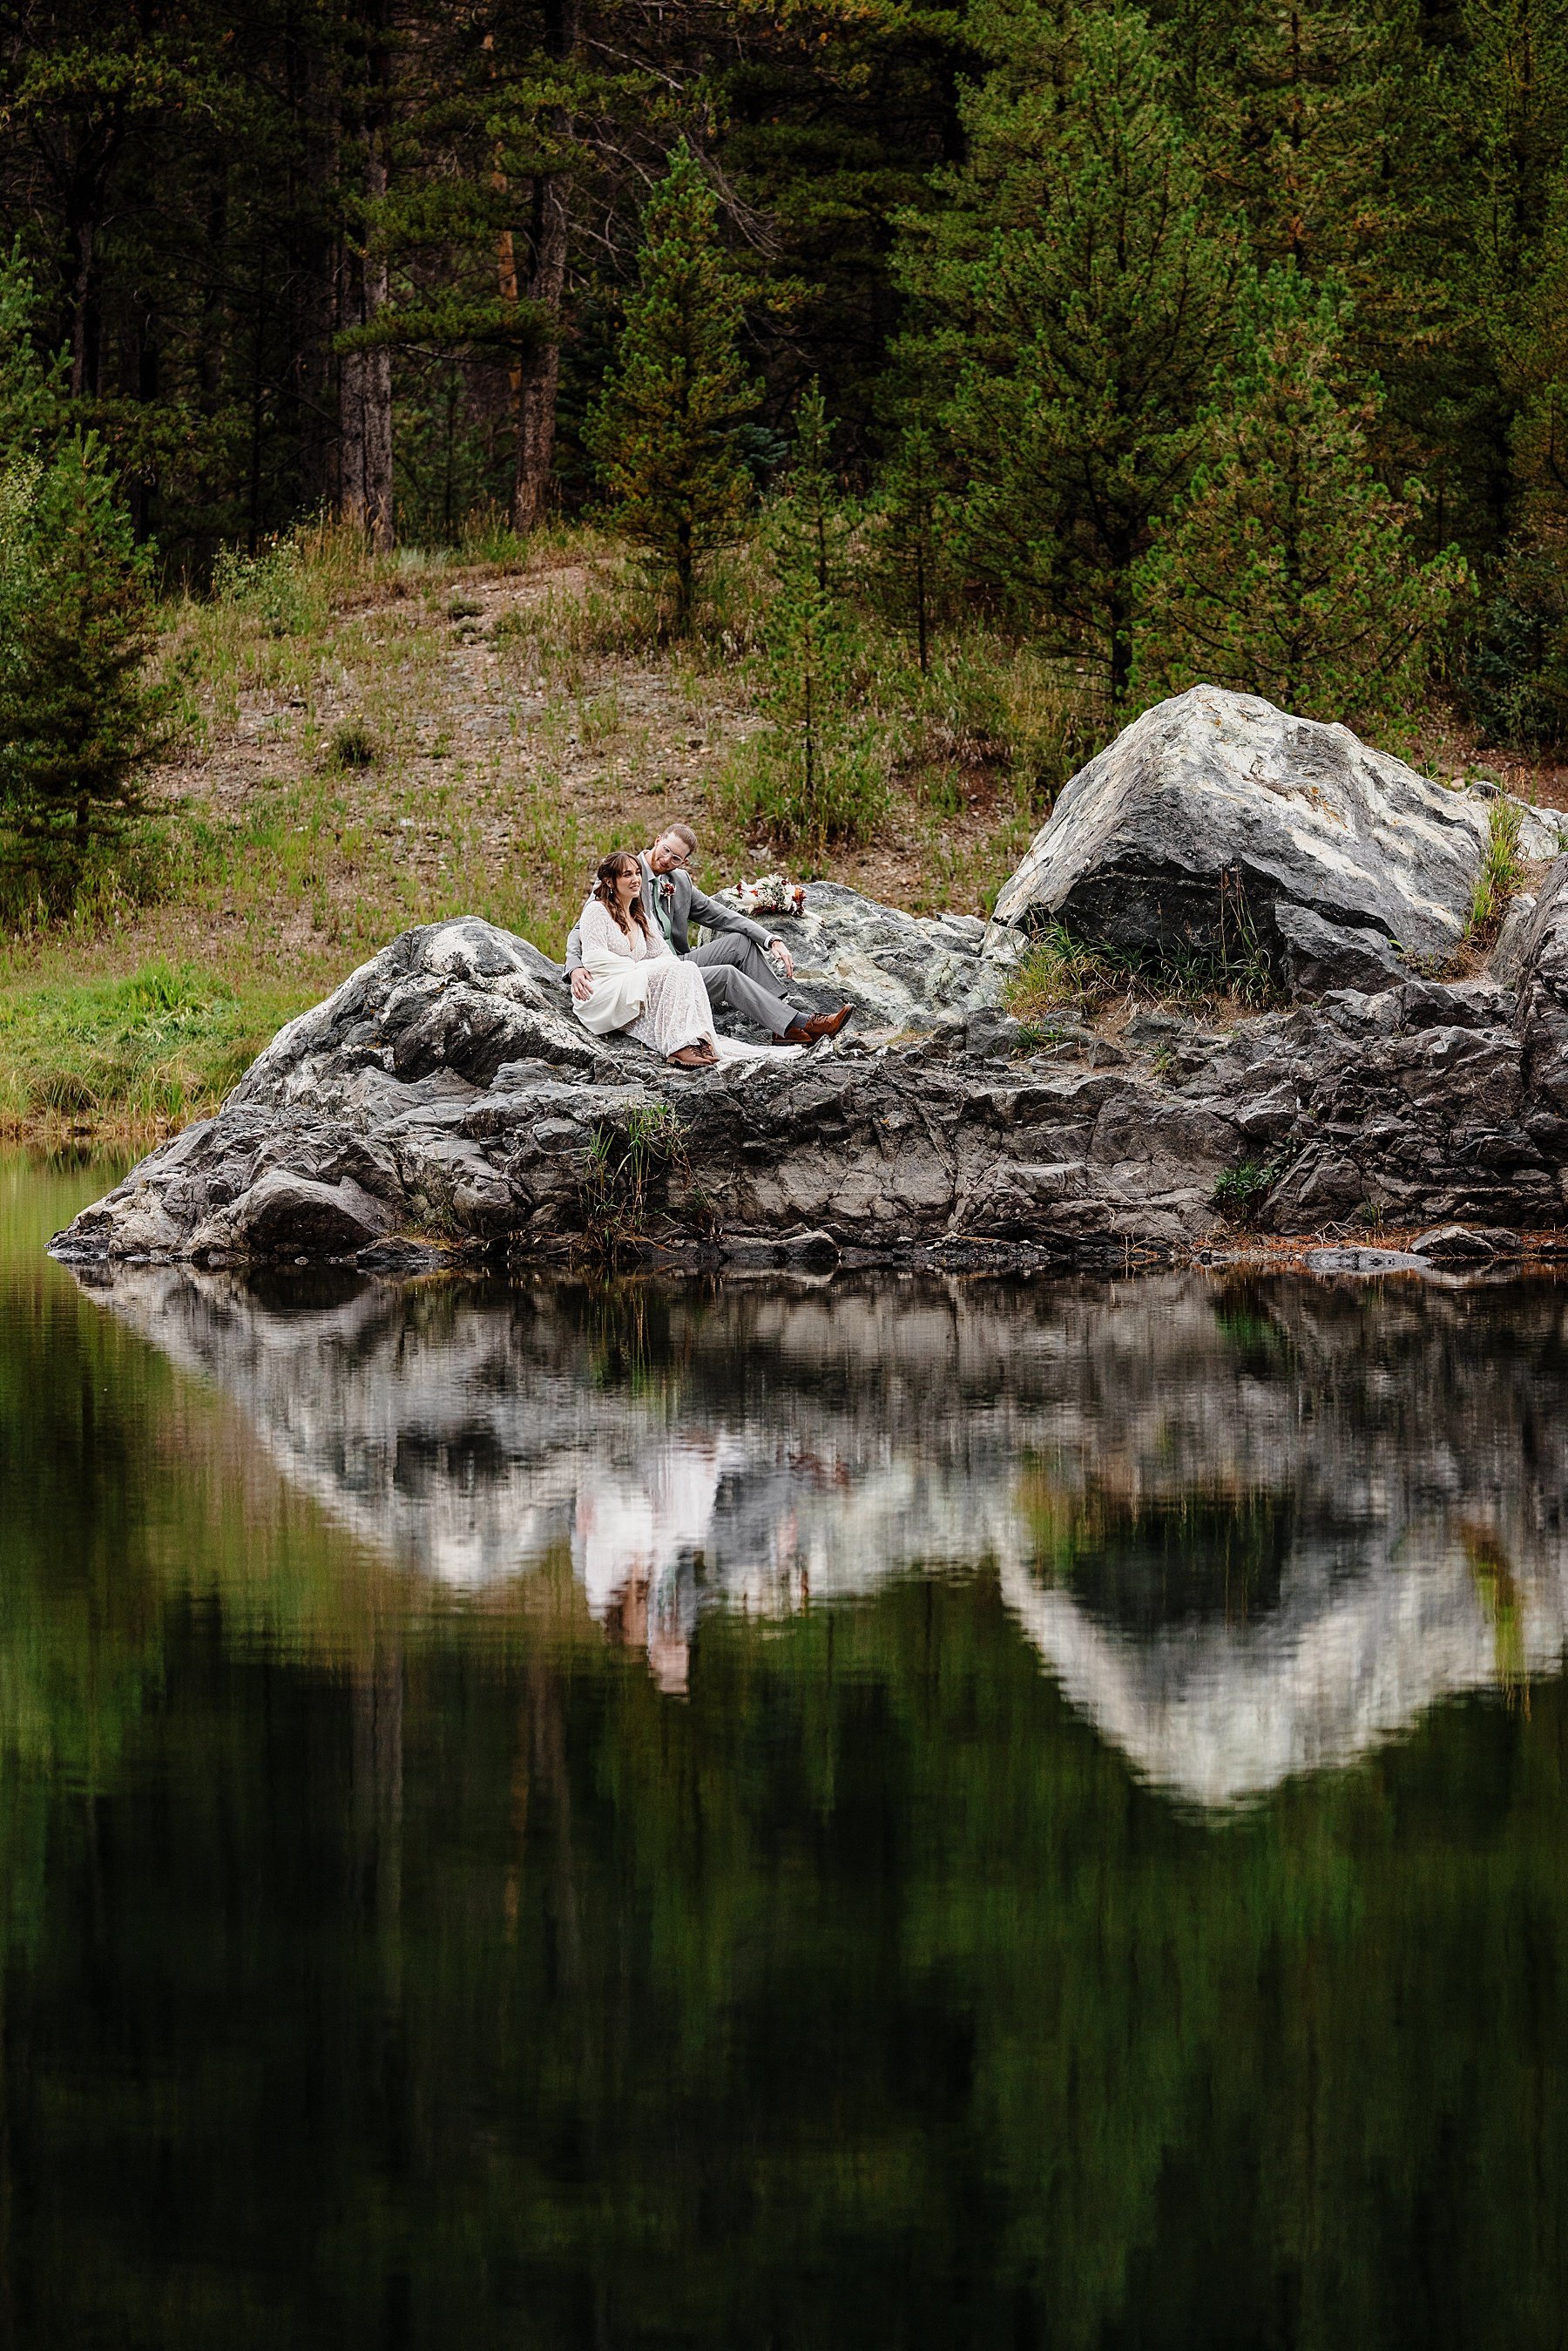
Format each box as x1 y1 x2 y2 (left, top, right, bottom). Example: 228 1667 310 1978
988 684 1566 993
49 861 1568 1268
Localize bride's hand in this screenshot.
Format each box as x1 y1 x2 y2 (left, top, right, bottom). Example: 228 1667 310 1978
571 968 594 1001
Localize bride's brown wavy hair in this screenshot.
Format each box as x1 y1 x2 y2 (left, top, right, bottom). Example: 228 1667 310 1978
592 850 650 938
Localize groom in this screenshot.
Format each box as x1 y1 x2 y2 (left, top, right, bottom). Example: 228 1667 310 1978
565 823 852 1045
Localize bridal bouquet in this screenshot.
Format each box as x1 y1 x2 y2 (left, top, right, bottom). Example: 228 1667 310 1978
735 872 806 917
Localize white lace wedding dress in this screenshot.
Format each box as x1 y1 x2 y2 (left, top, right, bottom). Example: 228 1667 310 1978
574 896 716 1057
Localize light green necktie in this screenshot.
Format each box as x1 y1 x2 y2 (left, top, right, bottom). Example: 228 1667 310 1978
650 871 676 945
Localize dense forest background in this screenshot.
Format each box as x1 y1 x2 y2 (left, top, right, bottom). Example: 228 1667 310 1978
1 0 1565 744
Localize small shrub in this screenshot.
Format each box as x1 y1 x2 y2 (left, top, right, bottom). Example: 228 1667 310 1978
212 535 321 639
0 434 179 903
1468 796 1524 945
1212 1159 1281 1223
445 592 484 621
327 718 377 770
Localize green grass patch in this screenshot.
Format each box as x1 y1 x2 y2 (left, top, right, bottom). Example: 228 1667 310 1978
1005 880 1282 1030
1467 796 1524 945
1212 1158 1281 1223
0 962 301 1129
1005 923 1124 1026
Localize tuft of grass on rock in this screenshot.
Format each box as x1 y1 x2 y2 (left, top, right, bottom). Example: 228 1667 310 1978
1212 1158 1281 1224
1005 923 1123 1026
579 1102 690 1261
1468 796 1524 945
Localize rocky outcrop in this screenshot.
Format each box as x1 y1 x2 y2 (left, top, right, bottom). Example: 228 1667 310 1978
47 686 1568 1269
47 855 1568 1265
989 684 1565 993
70 1262 1568 1806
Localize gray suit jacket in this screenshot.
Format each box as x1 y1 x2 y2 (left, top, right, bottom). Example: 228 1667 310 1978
564 852 772 974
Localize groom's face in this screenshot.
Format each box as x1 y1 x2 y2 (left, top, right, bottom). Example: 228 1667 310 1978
648 834 691 876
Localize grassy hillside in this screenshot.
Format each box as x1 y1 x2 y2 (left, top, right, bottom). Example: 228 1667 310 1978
3 523 1561 1141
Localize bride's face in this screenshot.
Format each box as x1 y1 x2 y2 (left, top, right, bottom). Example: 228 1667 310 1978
615 866 641 911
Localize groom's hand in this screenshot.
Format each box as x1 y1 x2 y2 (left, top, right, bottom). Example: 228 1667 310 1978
767 938 795 980
570 969 594 1000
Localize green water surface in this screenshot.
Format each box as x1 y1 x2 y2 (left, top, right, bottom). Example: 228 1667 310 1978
2 1155 1566 2349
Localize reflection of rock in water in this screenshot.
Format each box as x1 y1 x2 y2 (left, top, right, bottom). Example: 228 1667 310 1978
76 1264 1568 1805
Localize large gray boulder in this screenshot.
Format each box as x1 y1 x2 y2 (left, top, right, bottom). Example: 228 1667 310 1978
989 685 1565 993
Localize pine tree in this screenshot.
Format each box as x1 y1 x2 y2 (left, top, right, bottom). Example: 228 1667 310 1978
894 5 1236 706
744 381 882 850
871 410 946 674
1193 0 1427 310
0 244 65 455
1132 264 1468 722
0 432 175 884
585 142 760 631
1466 169 1568 746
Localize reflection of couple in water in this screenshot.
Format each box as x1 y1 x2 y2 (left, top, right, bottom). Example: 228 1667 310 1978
572 1434 814 1697
564 823 853 1069
572 1441 724 1697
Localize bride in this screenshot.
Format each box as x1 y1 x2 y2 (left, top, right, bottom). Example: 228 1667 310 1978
571 851 720 1068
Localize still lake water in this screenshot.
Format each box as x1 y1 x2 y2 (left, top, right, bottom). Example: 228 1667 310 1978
3 1154 1568 2348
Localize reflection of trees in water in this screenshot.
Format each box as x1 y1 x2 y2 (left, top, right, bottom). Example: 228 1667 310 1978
10 1196 1568 2335
6 1568 1568 2348
1019 1474 1294 1629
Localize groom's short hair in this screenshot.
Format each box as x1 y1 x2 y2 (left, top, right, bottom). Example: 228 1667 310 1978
665 822 698 855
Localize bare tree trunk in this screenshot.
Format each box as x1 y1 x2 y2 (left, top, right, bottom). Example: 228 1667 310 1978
508 0 578 534
511 172 567 532
66 211 96 399
339 1 394 551
286 4 340 513
362 139 394 552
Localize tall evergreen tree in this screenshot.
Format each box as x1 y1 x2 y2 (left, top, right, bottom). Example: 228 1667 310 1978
1409 0 1568 558
871 410 947 673
1465 166 1568 746
585 141 759 630
0 430 173 882
748 379 881 847
0 245 65 452
1132 264 1468 721
895 4 1237 705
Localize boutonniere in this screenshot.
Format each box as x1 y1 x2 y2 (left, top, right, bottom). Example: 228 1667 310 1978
659 876 674 899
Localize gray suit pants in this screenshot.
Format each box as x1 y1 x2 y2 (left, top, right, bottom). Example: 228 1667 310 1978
686 934 802 1035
